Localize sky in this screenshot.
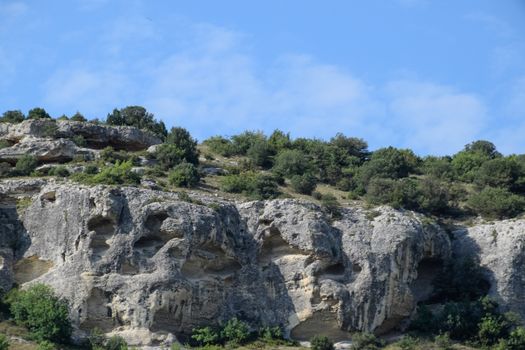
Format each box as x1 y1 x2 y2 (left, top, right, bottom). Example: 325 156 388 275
1 0 524 155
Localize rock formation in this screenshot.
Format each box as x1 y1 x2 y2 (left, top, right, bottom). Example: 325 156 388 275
0 179 475 345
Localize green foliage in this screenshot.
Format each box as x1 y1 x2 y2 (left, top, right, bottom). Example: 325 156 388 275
37 340 57 350
106 106 167 139
433 333 452 350
100 147 139 165
15 155 38 176
504 326 525 350
48 166 70 177
221 317 250 345
105 336 128 350
268 129 292 154
8 284 72 343
191 326 220 346
28 107 51 120
477 315 507 346
421 156 455 181
231 131 266 155
396 335 418 350
290 173 317 195
247 138 272 167
168 162 200 188
474 157 521 190
70 111 87 122
203 136 236 157
0 334 9 350
350 332 384 350
272 149 311 178
259 326 284 342
72 160 140 185
0 162 10 178
1 109 25 123
329 133 369 162
72 135 87 147
310 335 334 350
467 187 525 219
220 173 280 199
0 140 10 149
156 127 199 170
464 140 501 159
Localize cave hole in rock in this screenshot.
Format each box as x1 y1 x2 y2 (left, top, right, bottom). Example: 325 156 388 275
40 191 56 204
13 256 53 284
410 257 444 302
374 315 406 336
80 288 116 332
290 310 350 342
259 229 308 264
120 260 139 275
318 262 346 281
181 244 241 280
133 212 173 259
352 263 362 273
87 216 115 261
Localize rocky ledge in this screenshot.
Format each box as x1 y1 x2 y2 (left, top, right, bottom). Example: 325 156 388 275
0 179 524 346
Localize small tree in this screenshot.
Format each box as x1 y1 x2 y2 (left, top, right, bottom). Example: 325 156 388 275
272 149 311 178
191 326 220 346
221 318 250 345
310 335 334 350
106 106 167 139
290 173 317 195
27 107 51 120
168 162 200 188
9 284 72 343
350 332 383 350
0 334 9 350
1 110 25 123
15 155 38 176
70 111 87 122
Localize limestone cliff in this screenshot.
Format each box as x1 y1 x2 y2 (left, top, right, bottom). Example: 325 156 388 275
4 178 522 346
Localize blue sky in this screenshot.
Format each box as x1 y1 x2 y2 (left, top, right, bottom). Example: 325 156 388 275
1 0 524 155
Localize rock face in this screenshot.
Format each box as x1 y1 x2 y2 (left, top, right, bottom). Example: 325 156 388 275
0 180 459 345
0 119 161 154
0 138 80 164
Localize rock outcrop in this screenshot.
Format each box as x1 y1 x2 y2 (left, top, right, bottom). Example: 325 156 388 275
0 119 161 154
0 180 457 345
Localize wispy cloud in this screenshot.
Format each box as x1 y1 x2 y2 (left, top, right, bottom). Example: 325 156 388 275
0 1 27 18
42 17 493 154
385 81 487 154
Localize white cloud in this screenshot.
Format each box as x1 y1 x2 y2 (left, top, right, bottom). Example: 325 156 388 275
385 81 488 155
41 19 490 154
43 68 132 118
0 1 27 18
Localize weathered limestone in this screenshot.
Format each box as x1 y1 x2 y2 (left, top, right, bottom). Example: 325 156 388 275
0 180 460 345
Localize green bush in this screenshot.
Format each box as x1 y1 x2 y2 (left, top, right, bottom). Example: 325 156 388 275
106 106 167 139
100 147 138 165
48 166 70 177
105 335 128 350
396 335 418 350
70 112 87 122
290 173 317 195
421 156 455 181
477 315 507 346
259 326 284 342
505 326 525 350
221 318 250 345
0 162 10 178
0 334 9 350
474 157 521 190
220 173 280 200
0 140 10 149
9 284 72 343
1 109 25 123
268 129 292 154
191 326 220 346
272 149 311 178
350 332 383 350
467 187 525 219
37 340 56 350
72 135 87 147
72 160 140 185
310 335 334 350
15 155 38 176
247 138 272 167
434 333 452 350
28 107 51 120
155 136 199 170
203 136 236 157
231 131 266 155
321 193 341 218
168 162 200 188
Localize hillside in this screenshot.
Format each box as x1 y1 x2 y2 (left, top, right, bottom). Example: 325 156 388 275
1 107 525 350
